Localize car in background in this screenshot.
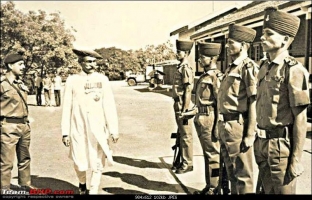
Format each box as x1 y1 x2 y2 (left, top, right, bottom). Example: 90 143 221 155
125 65 164 87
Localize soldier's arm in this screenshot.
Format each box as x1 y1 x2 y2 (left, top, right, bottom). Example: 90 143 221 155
287 64 310 180
182 83 192 113
246 95 257 138
243 62 259 148
181 65 194 113
286 106 307 181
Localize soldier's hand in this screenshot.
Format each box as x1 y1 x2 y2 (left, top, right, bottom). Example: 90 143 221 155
176 111 184 119
62 136 70 147
213 127 220 140
286 160 304 183
241 135 255 152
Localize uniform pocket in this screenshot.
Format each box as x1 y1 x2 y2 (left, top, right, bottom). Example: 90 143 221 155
227 73 242 97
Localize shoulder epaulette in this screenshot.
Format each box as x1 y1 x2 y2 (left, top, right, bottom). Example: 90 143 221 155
284 56 298 67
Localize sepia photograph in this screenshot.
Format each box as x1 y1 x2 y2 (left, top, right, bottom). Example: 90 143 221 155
0 0 311 197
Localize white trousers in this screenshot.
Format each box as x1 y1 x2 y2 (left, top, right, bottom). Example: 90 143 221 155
74 144 104 194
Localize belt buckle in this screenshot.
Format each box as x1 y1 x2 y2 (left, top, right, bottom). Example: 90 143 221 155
257 129 266 139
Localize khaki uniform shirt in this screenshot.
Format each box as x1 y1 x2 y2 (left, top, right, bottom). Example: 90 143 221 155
218 56 259 114
195 69 223 107
256 51 310 129
0 75 28 118
172 62 194 100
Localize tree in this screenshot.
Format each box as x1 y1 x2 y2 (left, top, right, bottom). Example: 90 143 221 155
0 1 77 77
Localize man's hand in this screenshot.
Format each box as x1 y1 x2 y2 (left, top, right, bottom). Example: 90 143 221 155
241 135 255 152
62 136 70 147
213 126 219 140
286 160 304 183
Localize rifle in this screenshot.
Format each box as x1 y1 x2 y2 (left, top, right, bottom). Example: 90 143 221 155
171 129 181 170
256 171 264 194
217 144 230 195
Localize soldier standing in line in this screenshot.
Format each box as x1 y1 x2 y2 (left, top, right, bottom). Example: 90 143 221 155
193 42 223 195
1 52 37 193
255 7 310 194
217 23 259 194
171 39 195 174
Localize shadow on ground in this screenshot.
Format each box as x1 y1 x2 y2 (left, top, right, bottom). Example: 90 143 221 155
12 175 78 194
113 156 166 169
134 87 172 98
102 171 194 194
102 187 147 194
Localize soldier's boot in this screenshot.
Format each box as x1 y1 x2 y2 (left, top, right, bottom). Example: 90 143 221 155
193 185 217 195
78 183 87 195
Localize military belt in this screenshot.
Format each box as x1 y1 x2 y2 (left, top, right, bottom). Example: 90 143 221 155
257 125 292 139
0 116 29 124
220 112 247 122
198 106 214 114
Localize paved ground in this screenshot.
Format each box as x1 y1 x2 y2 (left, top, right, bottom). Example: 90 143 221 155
8 80 312 196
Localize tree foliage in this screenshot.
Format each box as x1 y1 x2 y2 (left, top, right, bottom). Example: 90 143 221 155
95 41 176 80
1 1 176 80
0 1 77 77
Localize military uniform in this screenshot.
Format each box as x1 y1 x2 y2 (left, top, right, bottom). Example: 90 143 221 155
172 40 194 173
0 54 31 189
217 24 258 194
255 7 310 194
193 42 223 193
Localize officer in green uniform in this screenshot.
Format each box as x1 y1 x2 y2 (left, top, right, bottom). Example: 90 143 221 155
1 53 36 192
217 23 259 194
255 7 310 194
172 39 195 174
193 42 223 194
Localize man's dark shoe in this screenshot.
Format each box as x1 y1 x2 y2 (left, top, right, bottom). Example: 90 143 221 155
79 183 87 195
175 166 193 174
171 162 181 170
193 186 216 195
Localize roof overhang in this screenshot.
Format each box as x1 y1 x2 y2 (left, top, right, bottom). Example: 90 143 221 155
170 25 188 36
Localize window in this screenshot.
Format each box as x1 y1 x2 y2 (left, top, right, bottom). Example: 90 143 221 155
253 43 261 62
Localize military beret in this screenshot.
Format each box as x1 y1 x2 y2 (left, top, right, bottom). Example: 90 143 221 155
72 49 103 59
4 53 24 64
198 42 222 56
176 40 194 51
228 23 256 43
263 7 300 37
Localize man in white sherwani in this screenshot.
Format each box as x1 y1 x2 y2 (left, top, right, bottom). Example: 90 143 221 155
61 49 119 195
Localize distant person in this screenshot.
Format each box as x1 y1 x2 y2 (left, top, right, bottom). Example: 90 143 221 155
61 49 119 194
53 72 62 107
217 23 259 194
42 74 52 106
34 72 43 106
193 42 223 195
255 7 310 194
0 52 37 193
171 39 195 174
